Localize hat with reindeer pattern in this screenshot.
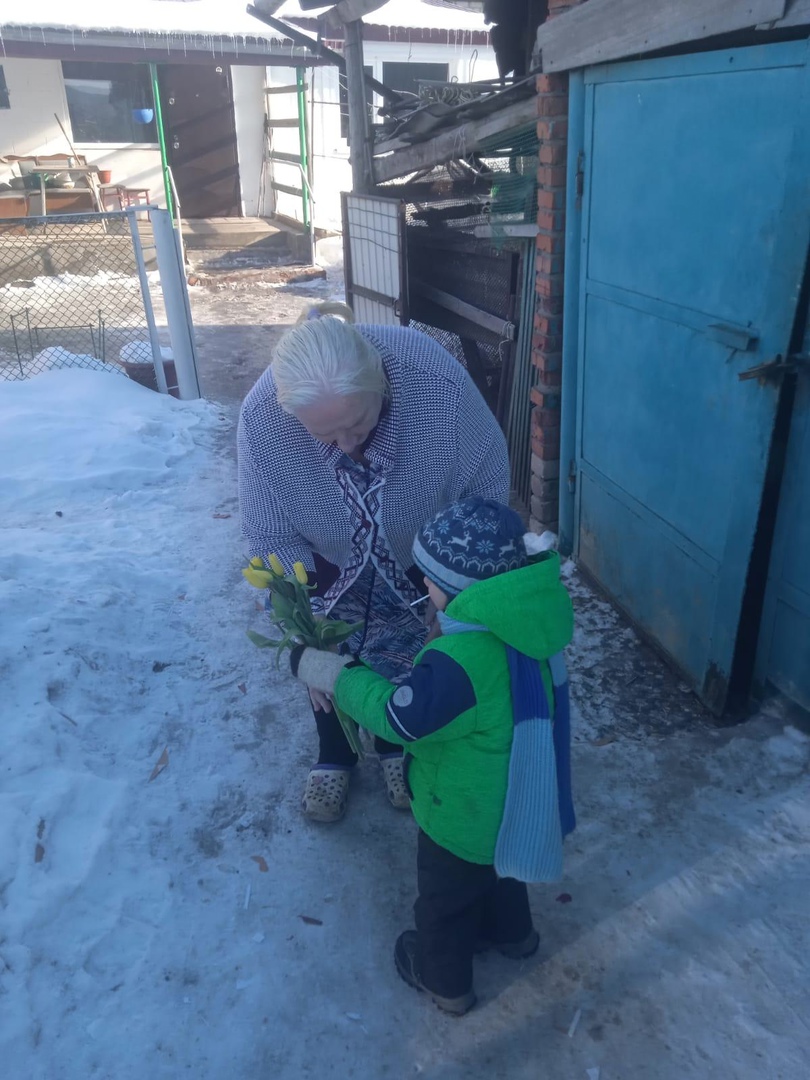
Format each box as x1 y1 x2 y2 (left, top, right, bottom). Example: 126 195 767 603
412 496 528 598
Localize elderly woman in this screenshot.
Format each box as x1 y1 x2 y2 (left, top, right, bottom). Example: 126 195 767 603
237 305 510 822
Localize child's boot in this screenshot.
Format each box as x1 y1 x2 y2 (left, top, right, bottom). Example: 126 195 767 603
394 931 476 1016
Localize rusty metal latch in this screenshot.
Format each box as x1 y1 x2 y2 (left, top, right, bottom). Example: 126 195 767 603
738 353 807 382
575 151 585 205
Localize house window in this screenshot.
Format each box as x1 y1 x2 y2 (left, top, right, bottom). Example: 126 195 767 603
381 61 450 99
338 65 374 141
0 66 9 110
62 61 156 144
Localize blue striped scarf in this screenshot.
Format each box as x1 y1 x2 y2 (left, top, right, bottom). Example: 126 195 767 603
494 649 575 883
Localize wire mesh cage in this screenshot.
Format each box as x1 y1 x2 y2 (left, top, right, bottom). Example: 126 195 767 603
374 122 539 506
392 123 539 235
0 211 169 386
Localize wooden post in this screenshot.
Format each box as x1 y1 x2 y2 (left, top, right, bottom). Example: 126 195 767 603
343 19 374 193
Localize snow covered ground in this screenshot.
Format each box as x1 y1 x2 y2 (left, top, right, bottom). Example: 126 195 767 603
1 369 808 1080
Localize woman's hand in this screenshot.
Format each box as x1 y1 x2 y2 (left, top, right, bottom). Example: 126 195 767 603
309 686 334 714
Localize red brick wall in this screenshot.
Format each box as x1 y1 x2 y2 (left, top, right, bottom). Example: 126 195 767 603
529 0 589 535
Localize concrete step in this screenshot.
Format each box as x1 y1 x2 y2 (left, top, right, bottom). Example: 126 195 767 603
182 219 286 250
181 217 312 261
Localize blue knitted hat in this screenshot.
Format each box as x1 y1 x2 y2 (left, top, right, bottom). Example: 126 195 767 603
412 496 528 598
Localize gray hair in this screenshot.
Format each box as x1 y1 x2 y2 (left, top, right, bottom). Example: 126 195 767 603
272 304 389 411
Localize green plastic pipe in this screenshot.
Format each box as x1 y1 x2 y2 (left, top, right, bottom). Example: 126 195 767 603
296 67 310 229
149 63 174 219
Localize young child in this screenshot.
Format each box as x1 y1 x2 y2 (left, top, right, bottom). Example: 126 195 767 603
289 496 575 1015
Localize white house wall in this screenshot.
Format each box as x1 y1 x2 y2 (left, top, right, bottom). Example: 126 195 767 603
231 64 269 217
265 41 498 232
0 57 165 207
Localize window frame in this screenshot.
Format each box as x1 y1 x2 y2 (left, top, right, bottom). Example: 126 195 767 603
380 60 450 98
61 60 157 147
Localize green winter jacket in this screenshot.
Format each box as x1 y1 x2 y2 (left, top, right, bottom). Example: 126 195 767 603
334 552 574 864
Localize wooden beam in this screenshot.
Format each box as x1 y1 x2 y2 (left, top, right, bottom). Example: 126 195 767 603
265 83 307 94
535 0 788 73
473 224 539 238
410 280 517 340
246 5 401 103
267 150 303 164
270 181 304 198
373 96 538 185
344 17 374 193
374 175 496 202
332 0 390 21
770 0 810 26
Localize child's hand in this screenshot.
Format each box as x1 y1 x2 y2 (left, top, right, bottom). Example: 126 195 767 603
290 646 352 697
309 687 333 714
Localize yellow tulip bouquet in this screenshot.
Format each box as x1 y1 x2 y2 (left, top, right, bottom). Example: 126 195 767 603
242 554 365 756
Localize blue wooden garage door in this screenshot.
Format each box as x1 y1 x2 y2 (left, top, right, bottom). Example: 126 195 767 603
756 326 810 711
573 41 810 712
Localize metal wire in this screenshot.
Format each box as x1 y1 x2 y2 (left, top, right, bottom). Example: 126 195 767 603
0 210 161 384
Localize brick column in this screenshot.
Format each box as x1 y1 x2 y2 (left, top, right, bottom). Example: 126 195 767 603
529 0 589 536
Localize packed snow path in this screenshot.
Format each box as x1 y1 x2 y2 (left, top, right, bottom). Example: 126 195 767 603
1 371 808 1080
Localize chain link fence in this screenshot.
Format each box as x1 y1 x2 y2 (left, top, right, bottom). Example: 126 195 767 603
0 210 178 390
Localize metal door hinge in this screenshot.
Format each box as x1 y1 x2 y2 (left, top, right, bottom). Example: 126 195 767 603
568 460 577 494
739 353 807 382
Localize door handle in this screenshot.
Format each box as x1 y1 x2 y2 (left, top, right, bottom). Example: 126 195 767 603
738 353 807 382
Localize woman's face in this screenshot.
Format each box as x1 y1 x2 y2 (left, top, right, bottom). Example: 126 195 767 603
294 391 383 456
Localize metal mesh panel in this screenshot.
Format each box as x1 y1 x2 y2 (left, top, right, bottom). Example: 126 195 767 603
342 193 407 325
408 318 509 420
386 123 539 234
376 122 540 500
407 234 518 423
0 212 158 383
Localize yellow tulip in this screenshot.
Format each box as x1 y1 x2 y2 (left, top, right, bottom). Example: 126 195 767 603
249 556 265 569
242 567 274 589
293 561 308 585
267 553 285 577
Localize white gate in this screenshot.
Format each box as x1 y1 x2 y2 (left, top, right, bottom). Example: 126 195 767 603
341 193 408 325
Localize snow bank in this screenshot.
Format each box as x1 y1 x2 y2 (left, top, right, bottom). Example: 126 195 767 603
0 370 204 511
2 369 809 1080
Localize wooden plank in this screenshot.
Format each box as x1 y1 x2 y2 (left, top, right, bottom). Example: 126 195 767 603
270 181 304 197
265 83 306 95
373 96 538 184
473 224 539 238
375 175 496 202
265 118 300 128
267 150 303 164
771 0 810 26
535 0 788 73
410 279 517 340
344 18 374 193
246 5 401 103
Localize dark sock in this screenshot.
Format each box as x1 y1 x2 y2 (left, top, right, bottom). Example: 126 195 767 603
314 705 358 768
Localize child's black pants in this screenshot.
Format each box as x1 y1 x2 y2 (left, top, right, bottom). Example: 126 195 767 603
414 830 534 998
